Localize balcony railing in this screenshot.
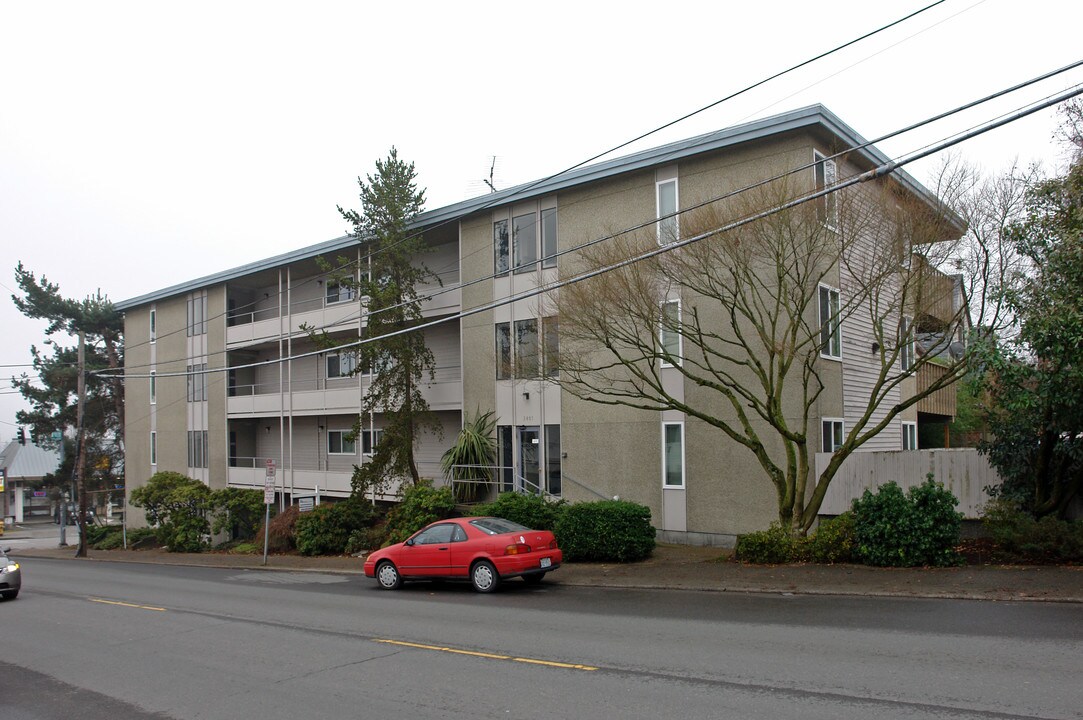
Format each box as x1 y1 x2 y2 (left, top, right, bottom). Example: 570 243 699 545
916 362 956 419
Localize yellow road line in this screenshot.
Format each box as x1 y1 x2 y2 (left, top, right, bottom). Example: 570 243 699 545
375 639 597 671
89 598 167 612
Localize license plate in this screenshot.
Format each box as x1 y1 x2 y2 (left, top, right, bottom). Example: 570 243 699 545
540 557 552 569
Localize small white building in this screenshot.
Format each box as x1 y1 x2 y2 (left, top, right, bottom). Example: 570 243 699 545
1 438 62 524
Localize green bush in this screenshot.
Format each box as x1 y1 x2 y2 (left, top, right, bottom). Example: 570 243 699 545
804 513 855 564
982 499 1083 562
260 505 300 553
735 524 795 564
295 499 377 556
851 479 963 567
473 492 566 531
555 500 655 563
230 542 261 555
129 471 211 552
382 481 457 546
210 487 270 541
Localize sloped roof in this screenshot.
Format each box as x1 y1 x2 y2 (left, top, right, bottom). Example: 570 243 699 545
116 104 954 311
0 440 62 481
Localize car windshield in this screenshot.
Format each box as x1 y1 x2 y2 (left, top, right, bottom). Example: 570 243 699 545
470 518 530 535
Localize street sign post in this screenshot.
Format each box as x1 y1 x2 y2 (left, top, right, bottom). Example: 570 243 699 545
262 460 276 565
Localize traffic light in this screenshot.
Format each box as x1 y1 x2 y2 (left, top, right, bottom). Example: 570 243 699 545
17 428 25 445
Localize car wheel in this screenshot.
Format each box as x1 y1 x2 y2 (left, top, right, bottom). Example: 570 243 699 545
523 572 546 585
471 560 501 593
375 561 402 590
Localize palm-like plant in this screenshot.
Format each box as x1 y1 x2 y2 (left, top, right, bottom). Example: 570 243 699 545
441 409 498 503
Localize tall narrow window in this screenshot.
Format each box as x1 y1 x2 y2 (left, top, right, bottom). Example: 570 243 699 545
150 431 157 466
902 421 918 450
819 285 842 359
496 323 512 380
498 425 513 492
814 151 838 228
541 208 558 268
202 430 209 468
663 422 684 487
545 424 562 495
660 301 682 367
361 428 384 456
900 316 915 371
543 316 559 378
150 372 156 404
187 294 207 336
512 212 537 272
149 309 156 343
514 319 539 378
494 219 510 275
822 419 844 453
657 179 679 244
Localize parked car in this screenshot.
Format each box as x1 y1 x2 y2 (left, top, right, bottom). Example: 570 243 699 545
364 517 562 593
1 547 21 600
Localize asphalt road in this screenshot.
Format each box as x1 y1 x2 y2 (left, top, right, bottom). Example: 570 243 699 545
3 557 1081 720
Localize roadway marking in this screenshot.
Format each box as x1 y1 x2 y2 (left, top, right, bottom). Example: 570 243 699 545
375 639 597 671
89 598 167 612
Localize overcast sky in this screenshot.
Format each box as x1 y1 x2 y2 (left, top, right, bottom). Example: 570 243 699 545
2 0 1081 438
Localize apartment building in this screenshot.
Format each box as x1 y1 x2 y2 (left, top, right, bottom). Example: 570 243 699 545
118 105 962 544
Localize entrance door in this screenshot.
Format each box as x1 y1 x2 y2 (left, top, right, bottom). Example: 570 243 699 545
517 426 540 493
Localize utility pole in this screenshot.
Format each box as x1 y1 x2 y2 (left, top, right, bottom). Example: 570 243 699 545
75 330 88 558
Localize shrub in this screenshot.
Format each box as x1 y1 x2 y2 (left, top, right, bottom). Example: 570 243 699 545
295 499 377 556
129 471 211 552
555 500 655 563
982 499 1083 562
735 524 795 564
382 481 457 546
851 479 963 567
473 492 566 531
804 512 855 564
230 542 261 555
209 487 270 541
259 505 300 553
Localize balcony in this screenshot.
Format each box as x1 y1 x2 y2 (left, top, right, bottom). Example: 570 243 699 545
916 362 956 419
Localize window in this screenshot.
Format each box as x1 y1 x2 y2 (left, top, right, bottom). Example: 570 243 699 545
660 301 682 367
187 430 209 469
186 363 207 402
412 523 460 545
902 421 918 450
150 431 157 466
187 294 207 336
496 323 512 380
327 352 358 379
498 425 513 492
513 212 537 272
663 422 684 487
361 428 384 456
514 319 539 378
149 309 156 343
150 372 156 404
494 219 510 275
327 430 356 455
325 282 356 305
900 316 915 371
819 285 842 359
814 151 838 228
822 419 844 453
541 208 558 268
657 179 679 244
543 316 559 378
545 424 561 495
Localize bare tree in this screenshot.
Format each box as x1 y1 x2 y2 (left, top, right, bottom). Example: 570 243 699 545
555 166 1020 535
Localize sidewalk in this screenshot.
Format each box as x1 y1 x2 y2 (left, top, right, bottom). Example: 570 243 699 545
8 524 1082 602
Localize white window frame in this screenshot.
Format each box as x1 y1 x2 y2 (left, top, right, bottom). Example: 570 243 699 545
900 316 915 372
656 178 679 244
150 431 157 466
822 418 844 453
149 308 156 343
150 371 156 405
659 300 683 368
541 207 558 268
662 421 686 488
327 430 357 455
327 352 359 379
814 150 838 230
819 284 842 360
325 281 357 306
902 421 918 450
361 428 384 457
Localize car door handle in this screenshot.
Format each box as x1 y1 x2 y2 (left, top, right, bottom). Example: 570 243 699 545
438 546 449 551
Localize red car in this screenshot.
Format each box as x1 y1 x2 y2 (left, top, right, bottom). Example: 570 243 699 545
363 517 562 593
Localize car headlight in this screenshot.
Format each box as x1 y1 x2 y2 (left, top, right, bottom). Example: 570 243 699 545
0 562 18 573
